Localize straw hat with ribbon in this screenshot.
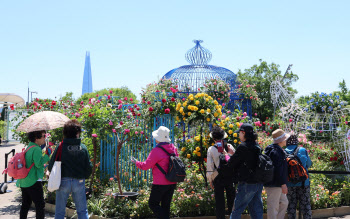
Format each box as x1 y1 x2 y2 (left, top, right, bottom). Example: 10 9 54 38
272 129 290 144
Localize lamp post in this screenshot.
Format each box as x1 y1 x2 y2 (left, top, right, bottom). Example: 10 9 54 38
30 91 38 102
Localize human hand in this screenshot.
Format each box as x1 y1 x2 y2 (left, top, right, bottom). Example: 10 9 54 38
130 156 137 164
46 147 52 156
210 181 214 190
281 184 288 194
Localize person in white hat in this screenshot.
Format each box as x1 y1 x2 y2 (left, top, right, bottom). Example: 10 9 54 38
207 126 235 219
130 126 178 219
264 129 290 219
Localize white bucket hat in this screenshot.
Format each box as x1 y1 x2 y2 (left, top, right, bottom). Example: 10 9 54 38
152 126 171 142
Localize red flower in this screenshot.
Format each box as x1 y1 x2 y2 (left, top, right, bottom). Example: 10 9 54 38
162 99 166 103
262 122 266 125
149 107 154 112
164 108 170 114
334 157 338 161
330 157 334 161
147 101 151 105
270 127 273 130
51 100 56 106
171 97 175 102
341 161 344 165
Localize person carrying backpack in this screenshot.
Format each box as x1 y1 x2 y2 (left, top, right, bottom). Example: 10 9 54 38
16 130 53 219
131 126 179 219
227 123 264 219
206 126 235 219
264 129 289 219
285 134 312 219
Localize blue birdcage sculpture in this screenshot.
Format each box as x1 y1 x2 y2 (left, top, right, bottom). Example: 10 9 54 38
162 40 251 116
163 40 237 91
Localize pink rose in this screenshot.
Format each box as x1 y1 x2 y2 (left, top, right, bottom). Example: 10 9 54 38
243 112 247 117
107 95 111 100
135 131 139 135
130 98 133 102
118 100 123 104
222 103 225 106
120 121 124 125
147 101 151 105
96 94 99 97
92 134 98 138
134 104 138 108
124 129 130 134
112 129 116 133
109 90 113 94
109 121 113 126
162 99 166 103
171 97 175 102
118 104 122 109
149 107 154 112
124 97 128 101
289 118 293 122
75 112 80 118
164 108 170 114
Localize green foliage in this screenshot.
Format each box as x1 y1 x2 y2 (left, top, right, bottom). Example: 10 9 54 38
0 120 5 138
60 92 74 103
237 60 299 121
76 87 138 105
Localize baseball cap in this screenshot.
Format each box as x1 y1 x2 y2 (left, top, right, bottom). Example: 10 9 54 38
235 123 254 134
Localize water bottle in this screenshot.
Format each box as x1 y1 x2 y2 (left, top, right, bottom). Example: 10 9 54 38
17 159 23 169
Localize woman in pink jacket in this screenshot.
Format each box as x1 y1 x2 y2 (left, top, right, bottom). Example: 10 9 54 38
131 126 178 219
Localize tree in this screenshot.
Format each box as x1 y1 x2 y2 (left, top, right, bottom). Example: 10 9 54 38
336 79 350 102
237 60 299 121
76 87 138 104
60 92 74 103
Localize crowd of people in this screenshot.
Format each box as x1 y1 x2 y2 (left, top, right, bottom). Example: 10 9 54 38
17 121 311 219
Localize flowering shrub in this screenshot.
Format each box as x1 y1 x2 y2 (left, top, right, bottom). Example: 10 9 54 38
201 78 231 104
175 93 222 125
235 79 259 102
140 79 178 123
303 92 347 113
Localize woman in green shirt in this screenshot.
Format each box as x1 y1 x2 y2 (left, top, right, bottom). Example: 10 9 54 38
17 130 52 219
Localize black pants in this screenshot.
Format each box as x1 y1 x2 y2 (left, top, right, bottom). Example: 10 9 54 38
214 179 235 219
20 181 45 219
149 184 176 219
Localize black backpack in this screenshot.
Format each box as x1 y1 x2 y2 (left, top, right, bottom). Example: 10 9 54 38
246 145 274 183
213 145 235 180
254 152 275 183
156 146 186 182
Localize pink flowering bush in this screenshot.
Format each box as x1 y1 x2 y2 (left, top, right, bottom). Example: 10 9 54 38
235 79 260 102
201 78 231 104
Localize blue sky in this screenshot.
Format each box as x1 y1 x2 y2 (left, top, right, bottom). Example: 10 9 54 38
1 1 349 104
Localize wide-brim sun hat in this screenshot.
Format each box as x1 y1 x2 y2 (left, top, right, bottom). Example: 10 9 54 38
152 126 171 142
272 129 290 144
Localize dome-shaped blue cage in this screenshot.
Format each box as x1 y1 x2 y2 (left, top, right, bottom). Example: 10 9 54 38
162 40 251 116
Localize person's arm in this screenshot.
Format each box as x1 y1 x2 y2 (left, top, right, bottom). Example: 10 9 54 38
32 147 50 168
48 147 59 172
228 144 245 169
136 148 160 170
206 147 215 180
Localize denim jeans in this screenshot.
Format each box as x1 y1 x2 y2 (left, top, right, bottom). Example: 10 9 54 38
230 182 264 219
55 178 88 219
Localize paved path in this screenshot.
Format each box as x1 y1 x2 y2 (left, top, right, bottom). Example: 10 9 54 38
0 141 54 219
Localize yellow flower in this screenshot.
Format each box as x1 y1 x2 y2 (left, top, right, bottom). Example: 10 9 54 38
182 112 185 116
181 147 186 152
207 108 211 113
229 124 234 128
179 107 183 113
193 150 197 154
205 94 208 97
234 139 237 143
206 118 211 122
186 139 191 142
183 117 186 121
200 109 205 114
215 105 219 109
194 107 198 111
214 112 218 117
176 116 180 121
219 105 222 109
183 102 187 107
196 152 201 157
218 109 222 113
187 154 191 158
195 136 201 142
195 100 200 105
196 147 200 151
233 133 237 137
239 141 241 144
225 117 230 121
221 126 225 130
190 97 194 101
228 130 233 134
188 112 192 116
177 103 181 107
214 100 218 105
205 98 209 102
236 122 240 127
188 105 192 110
